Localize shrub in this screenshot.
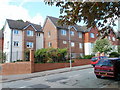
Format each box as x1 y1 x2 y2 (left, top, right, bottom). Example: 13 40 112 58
82 55 95 59
35 48 68 63
109 52 120 57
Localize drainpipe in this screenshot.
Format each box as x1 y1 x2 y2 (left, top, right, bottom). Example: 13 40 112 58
10 29 13 62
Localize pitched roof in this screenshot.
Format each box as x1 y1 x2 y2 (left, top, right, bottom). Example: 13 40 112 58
6 19 43 32
47 16 90 32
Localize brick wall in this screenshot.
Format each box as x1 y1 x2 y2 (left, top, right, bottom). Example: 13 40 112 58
34 59 90 72
84 27 99 43
0 38 3 51
43 18 58 48
22 25 36 59
58 27 84 54
0 62 31 75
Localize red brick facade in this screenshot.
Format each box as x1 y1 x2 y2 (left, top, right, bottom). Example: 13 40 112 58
0 38 3 51
43 18 84 57
84 27 99 43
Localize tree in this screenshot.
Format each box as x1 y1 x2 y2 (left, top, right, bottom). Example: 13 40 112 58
118 45 120 54
45 1 119 37
93 39 112 54
0 51 6 63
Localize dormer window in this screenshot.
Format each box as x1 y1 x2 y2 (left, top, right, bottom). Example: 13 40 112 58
14 30 19 34
27 30 33 36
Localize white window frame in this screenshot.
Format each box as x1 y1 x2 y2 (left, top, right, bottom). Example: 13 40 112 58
78 32 82 38
14 30 19 34
112 37 115 41
37 33 40 36
26 42 33 48
90 33 95 38
27 30 34 36
71 42 75 47
13 41 19 47
48 31 51 37
79 43 83 48
108 36 111 40
61 30 67 35
70 31 74 36
63 41 67 44
48 42 52 47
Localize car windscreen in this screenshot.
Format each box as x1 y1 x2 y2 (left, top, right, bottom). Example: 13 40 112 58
96 59 113 67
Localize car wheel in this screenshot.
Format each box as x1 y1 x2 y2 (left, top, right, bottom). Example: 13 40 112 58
96 75 101 78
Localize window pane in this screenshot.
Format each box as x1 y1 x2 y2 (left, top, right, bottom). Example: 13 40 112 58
70 31 74 36
61 30 66 35
78 32 82 38
71 42 75 47
79 43 82 48
27 30 33 36
90 33 94 38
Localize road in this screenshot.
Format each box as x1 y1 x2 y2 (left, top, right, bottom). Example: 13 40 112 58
2 68 120 89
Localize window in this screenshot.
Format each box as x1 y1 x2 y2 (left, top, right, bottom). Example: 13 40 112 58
14 30 19 34
96 34 98 37
27 30 33 36
37 33 40 36
79 43 83 48
112 37 115 41
14 41 19 47
48 42 52 47
70 31 74 36
61 30 67 35
71 42 75 47
90 33 94 38
108 36 111 40
48 31 51 37
78 32 82 38
26 42 33 48
63 41 67 44
91 43 94 48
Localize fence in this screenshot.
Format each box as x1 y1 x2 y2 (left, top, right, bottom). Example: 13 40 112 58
0 51 30 63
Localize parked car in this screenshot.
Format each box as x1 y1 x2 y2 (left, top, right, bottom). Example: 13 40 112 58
91 56 108 67
94 58 120 80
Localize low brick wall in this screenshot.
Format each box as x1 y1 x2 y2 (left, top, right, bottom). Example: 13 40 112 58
34 59 90 72
0 59 90 75
0 62 31 75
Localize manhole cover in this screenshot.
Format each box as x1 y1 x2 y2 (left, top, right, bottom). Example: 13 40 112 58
28 84 50 88
47 77 68 82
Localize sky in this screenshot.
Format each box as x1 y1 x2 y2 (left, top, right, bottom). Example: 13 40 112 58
0 0 61 29
0 0 119 31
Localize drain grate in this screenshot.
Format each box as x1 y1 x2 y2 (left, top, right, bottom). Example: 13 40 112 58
47 77 68 82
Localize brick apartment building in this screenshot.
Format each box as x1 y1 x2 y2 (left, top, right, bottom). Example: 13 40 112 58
3 19 44 62
43 16 119 58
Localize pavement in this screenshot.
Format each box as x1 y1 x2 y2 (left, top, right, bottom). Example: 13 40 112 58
0 64 93 83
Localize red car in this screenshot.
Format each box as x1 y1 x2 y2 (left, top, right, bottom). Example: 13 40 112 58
91 56 108 67
94 58 120 80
